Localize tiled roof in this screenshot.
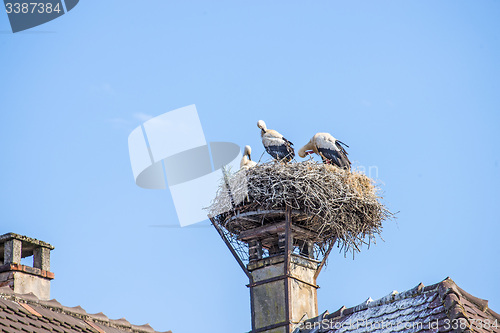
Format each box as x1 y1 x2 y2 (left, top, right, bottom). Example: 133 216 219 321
295 277 500 333
0 287 171 333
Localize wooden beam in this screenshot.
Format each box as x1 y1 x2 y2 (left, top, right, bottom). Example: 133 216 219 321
227 209 286 222
292 225 323 241
236 216 261 224
238 221 322 242
227 209 314 223
238 221 286 241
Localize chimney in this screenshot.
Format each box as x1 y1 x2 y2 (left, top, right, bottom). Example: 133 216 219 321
211 209 333 333
0 233 54 300
246 250 319 332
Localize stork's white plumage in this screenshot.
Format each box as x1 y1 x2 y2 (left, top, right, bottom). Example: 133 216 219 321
298 133 351 170
257 120 294 162
240 145 257 170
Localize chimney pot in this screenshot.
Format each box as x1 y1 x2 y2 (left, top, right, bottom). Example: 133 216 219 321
0 233 54 300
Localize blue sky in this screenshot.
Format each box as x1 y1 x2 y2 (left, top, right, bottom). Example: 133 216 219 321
1 1 499 332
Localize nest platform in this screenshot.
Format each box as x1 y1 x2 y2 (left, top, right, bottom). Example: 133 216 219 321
208 161 392 256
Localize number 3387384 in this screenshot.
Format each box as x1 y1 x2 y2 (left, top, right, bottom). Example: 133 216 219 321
5 3 61 14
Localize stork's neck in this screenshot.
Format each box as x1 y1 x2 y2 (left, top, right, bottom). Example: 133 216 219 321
240 155 249 168
298 141 314 157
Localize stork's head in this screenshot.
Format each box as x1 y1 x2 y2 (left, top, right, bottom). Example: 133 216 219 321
244 145 252 158
257 120 267 132
298 145 308 158
298 140 314 158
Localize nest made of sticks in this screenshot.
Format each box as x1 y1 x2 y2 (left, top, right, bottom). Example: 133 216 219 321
208 161 393 254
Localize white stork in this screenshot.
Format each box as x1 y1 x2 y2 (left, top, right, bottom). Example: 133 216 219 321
257 120 294 162
298 133 351 170
240 145 257 170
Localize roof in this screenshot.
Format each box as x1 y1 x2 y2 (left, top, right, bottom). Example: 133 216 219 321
295 277 500 333
0 287 171 333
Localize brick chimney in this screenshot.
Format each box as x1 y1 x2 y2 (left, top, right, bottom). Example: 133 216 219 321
0 233 54 300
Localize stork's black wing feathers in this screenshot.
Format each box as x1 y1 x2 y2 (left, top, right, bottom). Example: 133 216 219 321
339 151 351 170
318 146 351 170
335 140 349 156
334 140 351 169
336 140 349 149
282 136 294 146
265 144 295 163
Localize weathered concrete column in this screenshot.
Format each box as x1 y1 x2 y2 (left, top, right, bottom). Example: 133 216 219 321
33 247 50 271
247 254 319 333
3 239 22 265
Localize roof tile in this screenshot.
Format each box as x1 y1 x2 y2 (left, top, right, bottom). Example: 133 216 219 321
26 318 42 328
62 307 86 317
0 290 169 333
87 313 108 324
16 293 39 304
131 324 154 333
18 303 42 317
0 288 13 297
83 320 104 333
109 318 131 329
38 300 62 311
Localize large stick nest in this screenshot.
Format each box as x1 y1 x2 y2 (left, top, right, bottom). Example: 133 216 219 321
208 161 393 254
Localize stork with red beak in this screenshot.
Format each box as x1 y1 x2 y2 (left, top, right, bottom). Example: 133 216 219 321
298 133 351 170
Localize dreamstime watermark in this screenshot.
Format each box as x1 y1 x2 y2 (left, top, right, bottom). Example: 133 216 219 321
3 0 79 33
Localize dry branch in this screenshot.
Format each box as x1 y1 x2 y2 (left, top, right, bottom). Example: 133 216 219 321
208 161 393 254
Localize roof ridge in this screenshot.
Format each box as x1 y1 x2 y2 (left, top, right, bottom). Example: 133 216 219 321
326 281 432 320
437 276 500 331
456 284 489 311
0 289 164 333
437 277 472 331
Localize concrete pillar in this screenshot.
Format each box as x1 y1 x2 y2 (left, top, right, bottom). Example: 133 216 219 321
33 247 50 271
249 240 263 261
3 239 22 265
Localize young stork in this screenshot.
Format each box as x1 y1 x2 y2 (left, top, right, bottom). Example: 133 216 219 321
240 145 257 170
298 133 351 170
257 120 295 163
